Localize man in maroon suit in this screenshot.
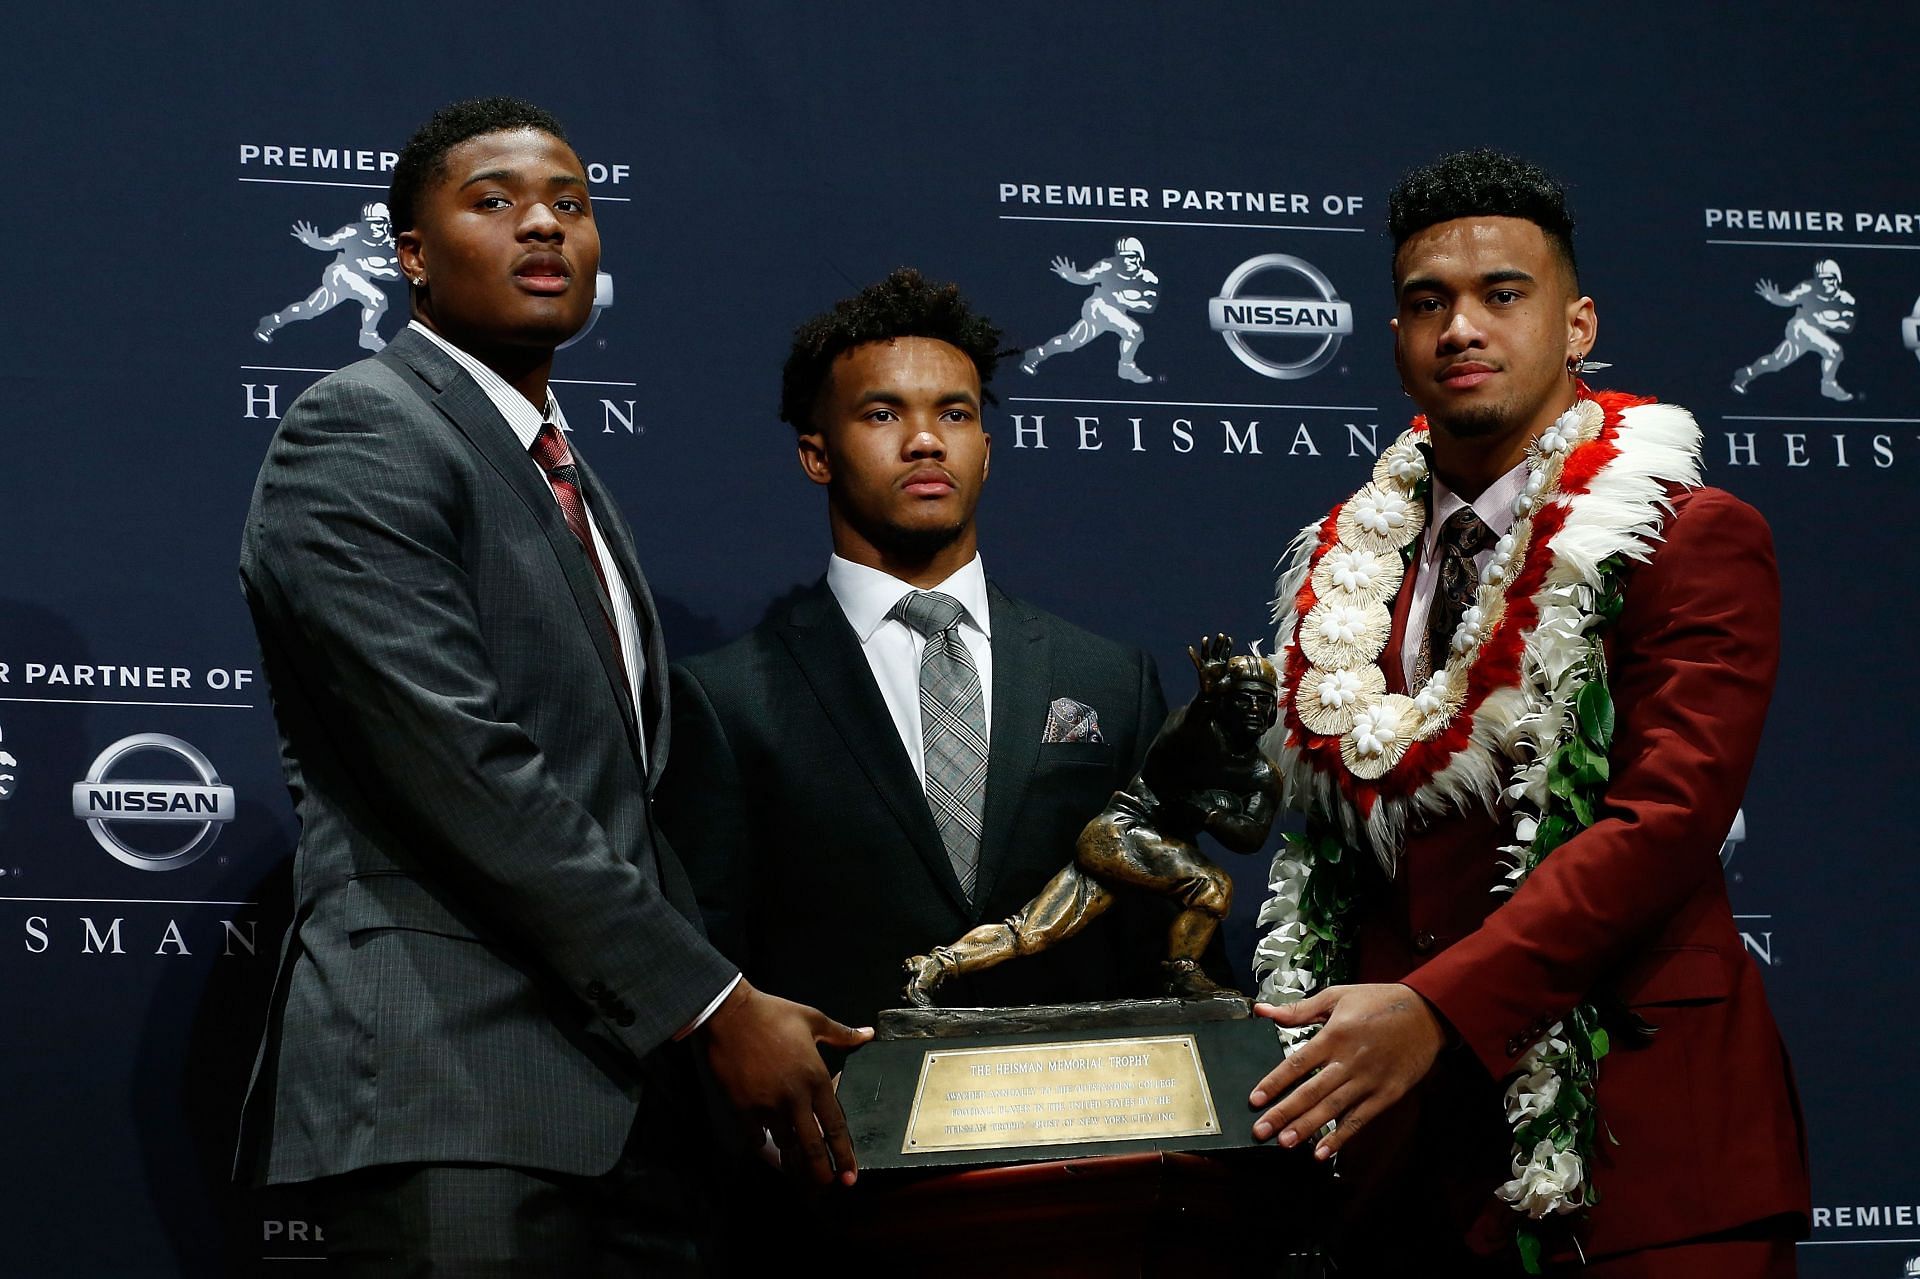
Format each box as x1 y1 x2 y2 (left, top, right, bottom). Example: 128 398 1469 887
1247 150 1809 1274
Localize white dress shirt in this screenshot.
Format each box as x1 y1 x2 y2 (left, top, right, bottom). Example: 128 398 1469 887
409 322 739 1030
826 552 994 786
1401 459 1531 690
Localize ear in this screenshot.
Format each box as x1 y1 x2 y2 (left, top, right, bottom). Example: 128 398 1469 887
796 430 832 487
1389 316 1407 388
980 429 992 485
396 229 425 281
1567 295 1597 364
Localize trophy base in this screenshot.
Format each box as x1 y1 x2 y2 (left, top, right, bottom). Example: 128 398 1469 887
840 994 1284 1170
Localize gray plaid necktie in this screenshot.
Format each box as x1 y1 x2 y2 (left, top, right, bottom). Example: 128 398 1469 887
892 590 988 903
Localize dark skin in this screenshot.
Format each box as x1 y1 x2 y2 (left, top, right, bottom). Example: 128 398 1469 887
1248 216 1597 1158
797 336 991 589
697 979 871 1186
395 128 600 409
399 126 871 1186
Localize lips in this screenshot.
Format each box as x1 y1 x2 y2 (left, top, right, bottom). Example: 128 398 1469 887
513 252 572 295
1437 361 1497 388
902 467 957 497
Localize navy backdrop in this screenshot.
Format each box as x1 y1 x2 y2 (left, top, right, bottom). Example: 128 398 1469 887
3 3 1914 1273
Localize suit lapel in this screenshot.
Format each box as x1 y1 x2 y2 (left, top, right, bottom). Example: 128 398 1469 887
575 458 669 784
1385 546 1419 697
777 582 968 915
973 583 1048 912
380 332 644 762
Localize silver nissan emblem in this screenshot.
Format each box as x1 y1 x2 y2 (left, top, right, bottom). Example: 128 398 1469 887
71 733 236 872
1208 253 1353 380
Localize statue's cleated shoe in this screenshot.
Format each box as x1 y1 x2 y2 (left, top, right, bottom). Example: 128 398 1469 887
1163 957 1237 999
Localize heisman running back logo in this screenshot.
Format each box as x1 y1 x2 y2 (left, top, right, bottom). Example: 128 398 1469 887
1731 258 1858 402
1021 236 1161 384
254 202 401 352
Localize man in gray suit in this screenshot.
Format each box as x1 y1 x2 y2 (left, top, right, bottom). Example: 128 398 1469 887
238 98 864 1275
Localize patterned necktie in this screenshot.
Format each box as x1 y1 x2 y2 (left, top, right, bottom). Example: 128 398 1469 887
1422 506 1496 680
892 590 989 903
529 423 630 695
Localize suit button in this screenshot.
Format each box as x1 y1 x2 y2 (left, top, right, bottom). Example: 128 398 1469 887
586 980 608 998
1413 931 1437 953
615 1008 636 1027
1505 1037 1522 1056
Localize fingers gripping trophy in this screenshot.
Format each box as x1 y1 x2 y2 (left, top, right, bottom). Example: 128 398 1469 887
903 634 1283 1006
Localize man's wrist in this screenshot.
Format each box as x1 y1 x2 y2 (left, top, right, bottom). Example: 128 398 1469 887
1406 984 1460 1051
676 972 744 1041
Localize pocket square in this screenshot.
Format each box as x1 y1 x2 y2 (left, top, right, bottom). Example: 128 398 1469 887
1042 697 1104 744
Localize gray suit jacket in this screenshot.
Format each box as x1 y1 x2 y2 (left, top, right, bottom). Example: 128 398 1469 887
237 326 733 1184
656 579 1170 1043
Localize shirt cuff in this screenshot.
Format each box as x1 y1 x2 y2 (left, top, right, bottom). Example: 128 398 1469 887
675 973 743 1040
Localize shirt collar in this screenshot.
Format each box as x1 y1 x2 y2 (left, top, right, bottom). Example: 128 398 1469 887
826 553 992 643
1428 456 1531 541
409 320 568 447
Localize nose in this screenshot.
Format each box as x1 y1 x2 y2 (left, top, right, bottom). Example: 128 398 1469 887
518 201 563 240
1438 305 1487 352
903 420 947 460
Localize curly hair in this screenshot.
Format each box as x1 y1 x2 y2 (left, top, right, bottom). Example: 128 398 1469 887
389 97 570 235
780 268 1006 430
1387 149 1578 286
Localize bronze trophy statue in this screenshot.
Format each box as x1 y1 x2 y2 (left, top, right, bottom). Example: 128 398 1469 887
837 632 1316 1227
902 633 1282 1006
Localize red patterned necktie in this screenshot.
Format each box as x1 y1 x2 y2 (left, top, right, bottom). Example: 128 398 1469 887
529 422 630 693
1423 505 1496 677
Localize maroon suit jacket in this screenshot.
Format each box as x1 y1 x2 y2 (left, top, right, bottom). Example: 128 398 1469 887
1350 485 1809 1261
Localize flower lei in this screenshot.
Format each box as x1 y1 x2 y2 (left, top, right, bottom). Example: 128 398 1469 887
1254 390 1703 1272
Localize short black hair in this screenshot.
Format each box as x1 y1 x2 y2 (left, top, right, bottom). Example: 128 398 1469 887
780 268 1006 430
1387 148 1578 287
389 97 570 234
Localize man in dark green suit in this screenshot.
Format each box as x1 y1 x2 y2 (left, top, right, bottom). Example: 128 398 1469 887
656 269 1172 1050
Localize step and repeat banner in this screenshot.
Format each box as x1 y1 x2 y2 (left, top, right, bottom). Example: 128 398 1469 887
4 4 1913 1274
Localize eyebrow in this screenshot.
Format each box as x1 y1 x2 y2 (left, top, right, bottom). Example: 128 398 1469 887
458 168 587 191
1399 268 1537 296
856 389 981 407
